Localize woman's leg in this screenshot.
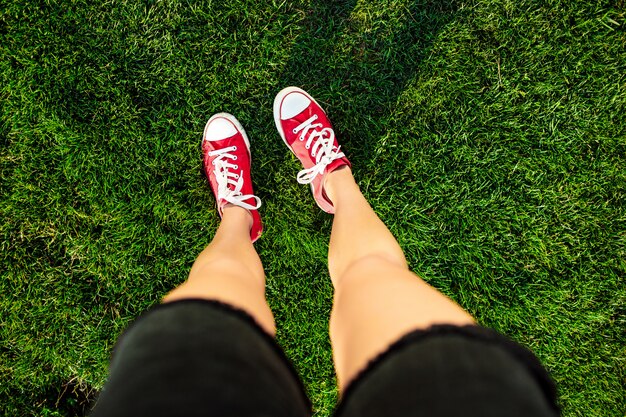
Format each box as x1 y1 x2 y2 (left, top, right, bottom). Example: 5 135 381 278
163 205 275 335
92 205 310 417
325 167 475 391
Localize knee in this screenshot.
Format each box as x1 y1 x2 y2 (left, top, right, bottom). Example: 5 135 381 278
190 256 264 283
332 253 408 289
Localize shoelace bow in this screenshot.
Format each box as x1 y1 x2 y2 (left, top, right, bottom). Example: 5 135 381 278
207 146 261 211
293 114 345 184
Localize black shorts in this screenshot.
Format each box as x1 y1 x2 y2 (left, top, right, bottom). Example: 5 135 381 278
90 299 559 417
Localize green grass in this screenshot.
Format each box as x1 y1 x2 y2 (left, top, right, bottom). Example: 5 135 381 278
1 0 624 415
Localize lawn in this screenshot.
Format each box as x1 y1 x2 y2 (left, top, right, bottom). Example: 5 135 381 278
1 0 624 415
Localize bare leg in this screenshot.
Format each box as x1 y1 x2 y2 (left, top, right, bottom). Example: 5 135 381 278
325 167 475 391
163 206 275 335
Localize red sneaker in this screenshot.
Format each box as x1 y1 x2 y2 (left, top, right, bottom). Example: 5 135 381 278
273 87 351 213
202 113 263 242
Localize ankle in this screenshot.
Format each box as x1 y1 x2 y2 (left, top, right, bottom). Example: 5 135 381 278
222 205 253 230
324 166 355 205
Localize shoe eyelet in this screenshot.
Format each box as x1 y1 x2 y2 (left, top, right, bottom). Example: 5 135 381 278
233 146 237 150
311 152 315 157
235 165 239 169
305 145 310 149
292 128 297 134
233 156 237 160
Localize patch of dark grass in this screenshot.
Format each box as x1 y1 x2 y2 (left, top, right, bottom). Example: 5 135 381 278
1 374 96 417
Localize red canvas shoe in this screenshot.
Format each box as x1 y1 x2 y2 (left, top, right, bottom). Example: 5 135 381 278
202 113 263 242
273 87 351 213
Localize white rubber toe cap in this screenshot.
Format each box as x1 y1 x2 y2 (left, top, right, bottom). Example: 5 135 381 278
204 116 238 141
280 92 311 120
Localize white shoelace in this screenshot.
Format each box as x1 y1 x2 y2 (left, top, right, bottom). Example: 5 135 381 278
208 145 261 211
293 114 345 184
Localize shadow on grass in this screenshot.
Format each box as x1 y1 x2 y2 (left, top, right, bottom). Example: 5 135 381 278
278 0 461 152
3 376 96 417
275 0 462 229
